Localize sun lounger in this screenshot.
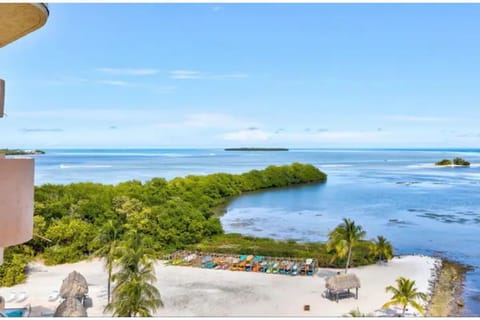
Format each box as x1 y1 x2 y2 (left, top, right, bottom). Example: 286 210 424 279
291 263 298 276
6 291 16 302
47 290 60 302
272 262 279 274
16 291 28 303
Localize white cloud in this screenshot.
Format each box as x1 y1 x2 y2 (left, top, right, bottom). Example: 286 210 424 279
96 68 159 76
170 70 248 80
223 129 272 142
212 6 222 12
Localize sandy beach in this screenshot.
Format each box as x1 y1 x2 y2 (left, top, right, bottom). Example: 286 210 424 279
1 255 439 317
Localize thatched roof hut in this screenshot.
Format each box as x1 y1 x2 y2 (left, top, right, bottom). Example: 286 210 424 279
325 273 361 302
59 271 88 299
326 273 361 291
54 297 87 317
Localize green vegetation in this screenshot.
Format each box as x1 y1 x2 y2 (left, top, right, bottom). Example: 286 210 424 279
94 220 121 304
327 218 366 273
383 277 427 316
0 148 45 155
435 159 452 166
106 230 163 317
435 157 470 166
453 157 470 166
369 235 394 262
189 232 378 268
0 163 328 286
345 308 371 317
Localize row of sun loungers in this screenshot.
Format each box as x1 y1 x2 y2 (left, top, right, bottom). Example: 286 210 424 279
164 252 317 276
4 291 28 303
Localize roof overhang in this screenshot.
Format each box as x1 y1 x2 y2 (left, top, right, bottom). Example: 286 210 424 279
0 3 49 48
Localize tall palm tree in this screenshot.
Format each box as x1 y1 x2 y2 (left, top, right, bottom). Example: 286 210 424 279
106 230 163 317
383 277 427 316
327 218 366 273
369 236 394 262
94 220 121 305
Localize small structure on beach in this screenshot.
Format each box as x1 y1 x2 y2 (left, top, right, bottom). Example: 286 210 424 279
325 273 361 302
55 270 92 316
59 270 88 299
54 297 87 317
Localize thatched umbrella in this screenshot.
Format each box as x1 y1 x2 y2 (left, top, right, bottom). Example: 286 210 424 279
54 297 87 317
325 273 361 302
60 270 88 299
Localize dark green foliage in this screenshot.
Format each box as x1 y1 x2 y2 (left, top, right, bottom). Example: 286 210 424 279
4 163 327 285
0 149 44 155
0 247 32 286
453 157 470 166
188 233 377 268
435 158 470 166
435 159 452 166
106 230 163 316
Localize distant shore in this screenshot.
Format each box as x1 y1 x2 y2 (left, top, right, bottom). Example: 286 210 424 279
225 147 289 151
0 149 45 155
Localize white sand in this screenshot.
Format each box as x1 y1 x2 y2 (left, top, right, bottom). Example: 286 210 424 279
0 255 439 317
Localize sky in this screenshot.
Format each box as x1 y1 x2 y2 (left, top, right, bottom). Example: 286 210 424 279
1 3 480 149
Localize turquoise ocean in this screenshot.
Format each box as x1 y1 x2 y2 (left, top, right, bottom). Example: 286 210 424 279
31 148 480 315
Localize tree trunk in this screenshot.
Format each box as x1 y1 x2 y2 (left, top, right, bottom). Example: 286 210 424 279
402 305 406 317
107 264 112 304
345 245 352 274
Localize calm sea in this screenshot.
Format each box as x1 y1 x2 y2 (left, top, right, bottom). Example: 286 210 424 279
30 148 480 315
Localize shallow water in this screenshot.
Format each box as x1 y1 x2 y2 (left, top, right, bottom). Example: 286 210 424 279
30 148 480 315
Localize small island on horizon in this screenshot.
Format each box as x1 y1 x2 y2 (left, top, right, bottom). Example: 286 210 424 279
225 147 289 152
435 157 470 166
0 148 45 155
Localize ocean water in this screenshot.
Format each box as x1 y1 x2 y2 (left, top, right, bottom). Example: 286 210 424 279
28 148 480 315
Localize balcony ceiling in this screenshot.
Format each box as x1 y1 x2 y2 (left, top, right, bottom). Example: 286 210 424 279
0 3 49 48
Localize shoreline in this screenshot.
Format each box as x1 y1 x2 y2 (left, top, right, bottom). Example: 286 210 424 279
427 259 473 316
0 255 450 317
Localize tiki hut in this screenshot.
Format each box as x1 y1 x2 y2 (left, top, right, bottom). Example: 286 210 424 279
54 297 87 317
325 273 361 302
60 271 88 299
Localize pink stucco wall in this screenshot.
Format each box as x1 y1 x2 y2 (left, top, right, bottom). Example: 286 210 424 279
0 155 34 248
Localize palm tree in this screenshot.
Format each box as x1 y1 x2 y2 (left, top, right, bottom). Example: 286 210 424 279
346 308 366 317
327 218 366 273
369 236 394 263
93 220 121 305
106 230 163 317
383 277 427 316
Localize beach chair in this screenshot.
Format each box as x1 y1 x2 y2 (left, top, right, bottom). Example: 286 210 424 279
284 262 292 275
299 263 306 275
16 291 28 303
306 259 316 276
201 256 214 268
47 290 60 302
272 262 279 274
291 263 298 276
6 291 16 302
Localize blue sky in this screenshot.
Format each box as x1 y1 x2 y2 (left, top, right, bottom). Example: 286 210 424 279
1 3 480 148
